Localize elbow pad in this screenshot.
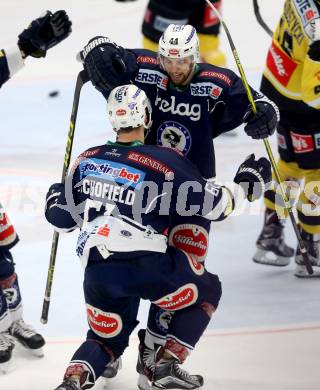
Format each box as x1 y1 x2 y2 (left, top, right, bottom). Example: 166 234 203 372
204 183 247 221
204 186 234 221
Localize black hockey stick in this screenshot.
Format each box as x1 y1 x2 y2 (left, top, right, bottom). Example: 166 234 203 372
41 70 89 324
204 0 313 275
253 0 273 38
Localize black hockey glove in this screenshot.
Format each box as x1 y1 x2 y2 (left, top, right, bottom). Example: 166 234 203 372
234 154 271 201
307 17 320 61
79 36 127 96
243 97 279 140
18 10 72 58
45 183 64 212
308 40 320 61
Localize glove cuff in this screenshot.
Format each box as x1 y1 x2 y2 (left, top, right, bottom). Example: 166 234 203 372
244 96 280 123
234 166 266 201
4 46 25 75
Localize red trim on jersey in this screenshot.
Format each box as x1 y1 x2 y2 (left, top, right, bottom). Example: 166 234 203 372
199 70 232 85
137 55 158 65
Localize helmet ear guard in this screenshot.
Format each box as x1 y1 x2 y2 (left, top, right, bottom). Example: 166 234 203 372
158 24 200 67
107 84 152 133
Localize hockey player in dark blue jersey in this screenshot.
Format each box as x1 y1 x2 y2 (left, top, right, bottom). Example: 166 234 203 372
80 25 278 179
47 84 271 390
81 23 279 319
79 24 279 261
79 24 279 389
0 10 71 372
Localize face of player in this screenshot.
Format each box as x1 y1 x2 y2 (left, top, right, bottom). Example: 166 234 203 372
162 56 194 85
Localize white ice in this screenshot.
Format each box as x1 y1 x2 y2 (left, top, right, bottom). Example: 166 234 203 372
0 0 319 389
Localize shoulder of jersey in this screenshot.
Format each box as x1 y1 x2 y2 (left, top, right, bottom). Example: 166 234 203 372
194 63 234 87
291 0 320 39
78 145 104 158
138 145 184 165
135 48 159 68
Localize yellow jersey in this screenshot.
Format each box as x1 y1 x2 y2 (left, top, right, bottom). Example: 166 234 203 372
261 0 320 126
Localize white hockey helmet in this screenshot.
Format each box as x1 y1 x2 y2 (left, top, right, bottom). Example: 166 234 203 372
107 84 152 132
158 24 200 63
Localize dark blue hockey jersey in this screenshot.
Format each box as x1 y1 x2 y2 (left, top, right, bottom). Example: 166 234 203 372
46 141 229 261
100 48 261 179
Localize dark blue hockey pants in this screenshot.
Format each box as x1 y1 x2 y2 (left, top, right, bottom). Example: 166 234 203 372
71 246 221 379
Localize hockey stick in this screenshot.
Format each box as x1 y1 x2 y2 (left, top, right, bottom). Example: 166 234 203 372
253 0 273 38
41 70 89 324
204 0 313 275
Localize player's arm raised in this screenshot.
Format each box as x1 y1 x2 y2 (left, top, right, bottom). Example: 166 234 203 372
172 153 271 221
0 10 71 88
208 70 279 140
79 36 138 98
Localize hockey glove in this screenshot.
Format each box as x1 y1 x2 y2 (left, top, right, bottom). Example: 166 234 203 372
45 183 64 212
234 154 271 201
308 41 320 61
18 10 72 58
306 17 320 61
243 97 279 139
79 36 128 96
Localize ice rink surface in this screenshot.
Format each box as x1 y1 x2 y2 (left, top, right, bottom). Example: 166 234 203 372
0 0 319 389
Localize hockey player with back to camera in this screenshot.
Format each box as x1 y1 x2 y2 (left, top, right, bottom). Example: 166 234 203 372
79 23 280 388
253 0 320 278
0 10 71 371
45 83 272 390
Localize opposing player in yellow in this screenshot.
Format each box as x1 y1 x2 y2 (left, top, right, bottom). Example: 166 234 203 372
141 0 226 66
253 0 320 278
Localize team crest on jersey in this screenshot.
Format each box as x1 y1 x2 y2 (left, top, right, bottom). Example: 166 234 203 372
155 309 174 333
3 280 20 308
157 121 191 155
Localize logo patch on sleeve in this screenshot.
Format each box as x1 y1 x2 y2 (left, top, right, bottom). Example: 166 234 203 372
290 132 314 153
